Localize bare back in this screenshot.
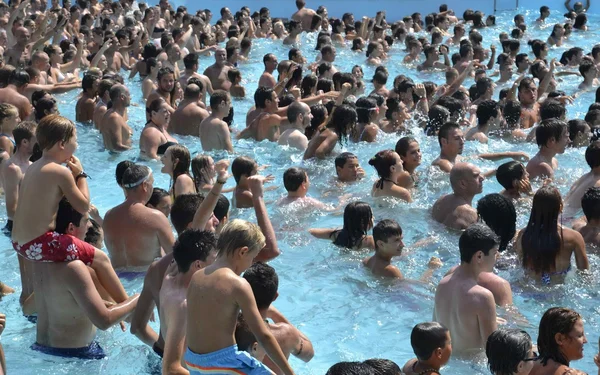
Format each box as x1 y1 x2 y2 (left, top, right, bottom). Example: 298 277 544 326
431 194 477 230
170 101 208 136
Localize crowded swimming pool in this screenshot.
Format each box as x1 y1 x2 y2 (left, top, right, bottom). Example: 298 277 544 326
2 3 600 375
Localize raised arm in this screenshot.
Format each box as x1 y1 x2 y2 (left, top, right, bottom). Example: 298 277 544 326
248 175 280 262
191 170 227 230
487 45 496 70
538 58 556 99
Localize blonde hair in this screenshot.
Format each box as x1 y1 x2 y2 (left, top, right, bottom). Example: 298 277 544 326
36 114 75 150
217 219 265 258
0 103 18 123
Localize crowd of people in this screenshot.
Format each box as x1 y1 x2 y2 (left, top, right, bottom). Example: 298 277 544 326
2 0 600 374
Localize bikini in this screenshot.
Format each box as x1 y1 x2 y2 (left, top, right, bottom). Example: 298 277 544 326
375 178 400 190
157 141 177 155
0 133 16 149
541 265 571 285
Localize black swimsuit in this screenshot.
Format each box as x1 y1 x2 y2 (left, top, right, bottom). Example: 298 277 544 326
157 141 177 155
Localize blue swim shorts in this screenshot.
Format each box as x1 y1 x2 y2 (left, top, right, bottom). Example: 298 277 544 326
184 345 274 375
31 341 106 359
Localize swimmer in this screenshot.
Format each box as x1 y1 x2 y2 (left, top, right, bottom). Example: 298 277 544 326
309 201 375 250
465 100 502 144
334 152 365 183
199 90 233 152
185 220 294 374
573 187 600 247
291 0 318 31
1 121 36 234
147 67 177 114
432 162 483 231
146 187 172 218
0 70 32 120
227 69 246 98
191 155 232 193
395 137 421 189
433 224 499 354
0 103 19 156
526 119 570 180
179 53 214 103
140 98 178 160
170 82 209 137
103 164 175 268
160 229 217 375
496 161 532 200
283 20 303 45
232 156 271 209
258 54 278 88
362 219 406 278
515 186 588 284
369 150 412 202
203 48 231 91
278 101 311 151
161 144 196 198
403 322 452 375
243 262 315 373
380 97 411 133
75 73 100 123
578 60 599 91
239 87 288 142
93 79 114 131
354 97 381 143
486 329 536 375
565 0 589 14
278 167 326 209
100 84 133 152
417 45 450 71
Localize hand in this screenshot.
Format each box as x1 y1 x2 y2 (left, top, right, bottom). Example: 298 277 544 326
428 257 443 269
247 174 274 197
89 204 101 222
594 354 600 368
440 45 448 54
357 167 365 178
490 44 496 52
67 156 84 178
516 178 532 195
496 317 507 325
289 86 301 98
215 159 230 172
216 168 229 183
550 58 556 71
0 313 5 335
414 83 426 99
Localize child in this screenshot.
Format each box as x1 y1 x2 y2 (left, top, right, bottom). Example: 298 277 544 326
525 118 570 180
279 167 325 208
185 217 294 375
228 68 246 98
309 201 375 250
496 161 531 200
232 156 274 209
573 187 600 247
402 322 452 375
362 219 405 278
235 314 265 361
0 103 19 156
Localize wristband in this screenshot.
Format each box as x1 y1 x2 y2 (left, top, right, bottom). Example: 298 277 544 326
76 171 90 181
216 178 226 185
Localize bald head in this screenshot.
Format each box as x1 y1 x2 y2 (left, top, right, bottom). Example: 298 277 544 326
15 27 30 45
450 162 474 188
287 101 310 123
450 162 483 195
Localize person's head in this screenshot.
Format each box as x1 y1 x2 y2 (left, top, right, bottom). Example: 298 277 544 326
568 119 592 147
212 194 230 233
326 103 357 145
496 160 528 193
122 164 154 201
459 223 499 271
0 103 19 132
362 359 402 375
487 329 536 375
333 201 374 248
450 162 484 196
243 261 278 311
115 160 135 188
586 141 600 170
217 219 265 271
411 322 452 366
55 197 90 240
335 152 360 182
36 114 77 160
476 100 500 127
235 314 265 360
173 229 217 274
12 121 37 154
160 144 190 184
355 97 378 124
477 193 517 252
283 167 309 194
147 98 170 126
109 84 131 108
395 137 421 170
521 186 563 274
536 118 569 153
581 186 600 223
157 67 175 92
287 101 312 129
503 100 522 128
321 44 337 62
585 109 600 128
373 219 403 256
326 362 376 375
146 187 171 217
573 13 587 29
254 86 278 111
538 307 586 366
369 150 404 180
438 122 464 155
232 156 257 183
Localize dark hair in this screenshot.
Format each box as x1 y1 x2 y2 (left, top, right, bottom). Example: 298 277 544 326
326 362 376 375
476 100 499 126
477 194 517 252
438 122 460 147
356 97 377 124
568 119 589 143
231 156 257 183
373 219 402 250
538 307 582 366
585 109 600 126
503 100 522 128
425 105 450 136
540 99 566 121
362 359 401 375
254 86 274 108
147 187 169 207
586 141 600 168
327 104 357 145
521 186 563 274
496 161 525 190
395 137 417 157
171 194 204 235
235 314 257 353
214 194 230 222
369 150 397 180
173 229 216 272
411 322 450 361
333 202 373 248
34 97 57 122
115 160 135 187
243 262 278 310
209 90 229 110
283 167 307 192
486 329 533 375
459 223 499 263
55 197 84 234
335 152 357 169
573 13 587 29
536 118 567 147
582 186 600 221
183 53 198 70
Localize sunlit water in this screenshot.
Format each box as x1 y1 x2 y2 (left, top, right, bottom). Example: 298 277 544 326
3 8 600 375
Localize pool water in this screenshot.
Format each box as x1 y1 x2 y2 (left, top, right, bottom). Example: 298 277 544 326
3 7 600 375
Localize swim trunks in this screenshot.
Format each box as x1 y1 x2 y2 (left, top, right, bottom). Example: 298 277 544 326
3 219 12 235
153 342 164 358
25 314 37 324
184 345 275 375
13 231 96 266
31 341 106 359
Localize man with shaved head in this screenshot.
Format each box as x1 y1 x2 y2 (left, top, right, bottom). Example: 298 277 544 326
101 84 133 152
278 101 312 151
431 162 484 230
203 48 231 91
169 82 209 136
6 27 31 66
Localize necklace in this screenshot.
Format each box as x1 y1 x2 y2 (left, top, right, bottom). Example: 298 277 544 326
412 362 440 375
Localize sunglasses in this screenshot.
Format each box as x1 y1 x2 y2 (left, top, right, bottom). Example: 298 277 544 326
523 352 540 362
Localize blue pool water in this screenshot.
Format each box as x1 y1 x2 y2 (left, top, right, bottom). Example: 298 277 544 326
3 8 600 374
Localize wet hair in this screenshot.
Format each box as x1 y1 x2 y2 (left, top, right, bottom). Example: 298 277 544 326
327 104 357 145
384 97 402 121
98 79 115 99
372 71 388 86
586 141 600 168
335 152 358 171
539 100 565 122
585 109 600 126
183 53 198 70
536 118 567 147
171 194 203 235
503 100 522 127
425 105 450 136
34 97 58 122
122 165 151 191
208 90 229 111
438 122 460 147
8 70 29 87
157 66 174 82
55 197 84 234
436 96 463 119
167 144 191 189
582 186 600 221
573 13 587 29
235 314 257 353
254 86 274 109
538 307 582 366
459 223 499 263
212 194 230 223
373 219 402 250
173 229 216 273
231 156 257 183
243 262 278 309
333 202 373 248
36 114 75 151
356 97 377 124
476 100 499 126
477 194 517 252
569 119 589 143
326 362 376 375
115 160 136 187
301 74 318 98
85 218 102 248
283 167 307 192
521 186 563 274
496 161 525 191
487 329 533 375
411 322 450 361
362 359 402 375
146 189 168 211
368 150 397 180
